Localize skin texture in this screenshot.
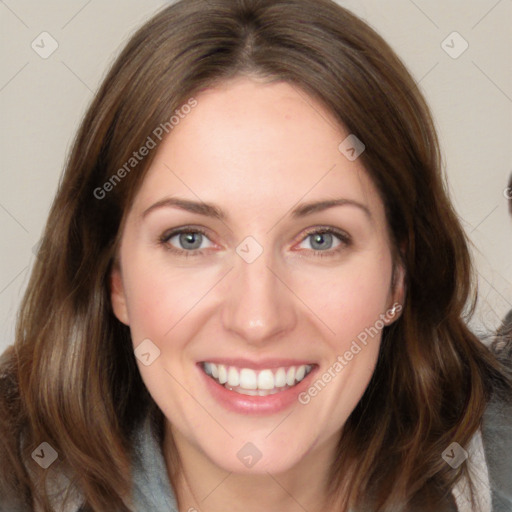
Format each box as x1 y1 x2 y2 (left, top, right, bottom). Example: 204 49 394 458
110 76 404 511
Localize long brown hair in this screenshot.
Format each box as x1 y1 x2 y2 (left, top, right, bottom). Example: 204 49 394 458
1 0 510 510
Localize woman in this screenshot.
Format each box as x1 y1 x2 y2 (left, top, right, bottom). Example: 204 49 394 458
1 0 510 510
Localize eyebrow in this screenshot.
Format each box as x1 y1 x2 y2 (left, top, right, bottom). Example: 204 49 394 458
141 197 372 221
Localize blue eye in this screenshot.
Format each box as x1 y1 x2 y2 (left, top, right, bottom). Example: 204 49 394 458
296 228 351 258
159 227 213 256
301 231 339 251
158 226 351 258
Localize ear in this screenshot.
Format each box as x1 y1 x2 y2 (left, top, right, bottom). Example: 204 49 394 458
392 242 407 306
387 262 406 323
109 263 130 325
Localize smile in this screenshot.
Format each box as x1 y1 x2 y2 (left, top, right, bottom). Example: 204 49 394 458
201 362 314 396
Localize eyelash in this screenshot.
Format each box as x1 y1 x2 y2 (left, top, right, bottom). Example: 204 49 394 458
158 226 352 259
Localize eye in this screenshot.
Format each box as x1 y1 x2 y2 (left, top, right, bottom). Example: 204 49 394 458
295 227 351 257
159 227 214 256
158 226 351 259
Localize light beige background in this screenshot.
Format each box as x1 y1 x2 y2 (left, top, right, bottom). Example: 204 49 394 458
1 0 511 352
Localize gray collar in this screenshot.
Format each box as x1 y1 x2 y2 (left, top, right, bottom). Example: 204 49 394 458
130 413 179 511
480 386 512 512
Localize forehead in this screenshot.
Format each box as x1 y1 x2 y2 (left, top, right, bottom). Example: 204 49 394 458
129 76 385 227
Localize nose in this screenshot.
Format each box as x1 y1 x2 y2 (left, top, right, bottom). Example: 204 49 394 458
221 248 297 346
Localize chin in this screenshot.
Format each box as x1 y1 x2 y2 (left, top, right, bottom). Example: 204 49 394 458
200 432 318 475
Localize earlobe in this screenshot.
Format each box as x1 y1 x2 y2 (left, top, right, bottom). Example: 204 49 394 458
387 264 406 323
109 265 130 325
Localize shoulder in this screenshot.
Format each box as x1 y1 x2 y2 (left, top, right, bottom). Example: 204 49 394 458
0 346 84 512
0 346 28 511
480 336 512 512
0 346 177 512
130 409 179 511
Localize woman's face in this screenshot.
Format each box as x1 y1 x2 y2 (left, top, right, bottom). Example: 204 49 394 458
111 76 403 475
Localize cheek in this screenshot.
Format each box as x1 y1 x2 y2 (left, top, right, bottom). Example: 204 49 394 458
122 251 215 343
124 276 173 343
120 253 209 418
293 251 393 344
293 262 390 427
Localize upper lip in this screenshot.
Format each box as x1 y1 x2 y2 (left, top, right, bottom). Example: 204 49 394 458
198 358 317 370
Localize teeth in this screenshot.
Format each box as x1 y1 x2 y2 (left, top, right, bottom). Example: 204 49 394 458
227 367 240 387
237 388 259 396
239 368 258 390
218 364 228 384
257 369 274 390
203 362 213 376
202 362 313 393
275 367 286 387
286 367 296 386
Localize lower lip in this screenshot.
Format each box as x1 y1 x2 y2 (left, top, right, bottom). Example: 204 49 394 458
198 364 317 415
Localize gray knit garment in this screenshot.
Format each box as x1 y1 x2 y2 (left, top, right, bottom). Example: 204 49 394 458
130 413 179 511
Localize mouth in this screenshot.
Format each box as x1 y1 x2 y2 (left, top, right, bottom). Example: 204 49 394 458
200 361 315 396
